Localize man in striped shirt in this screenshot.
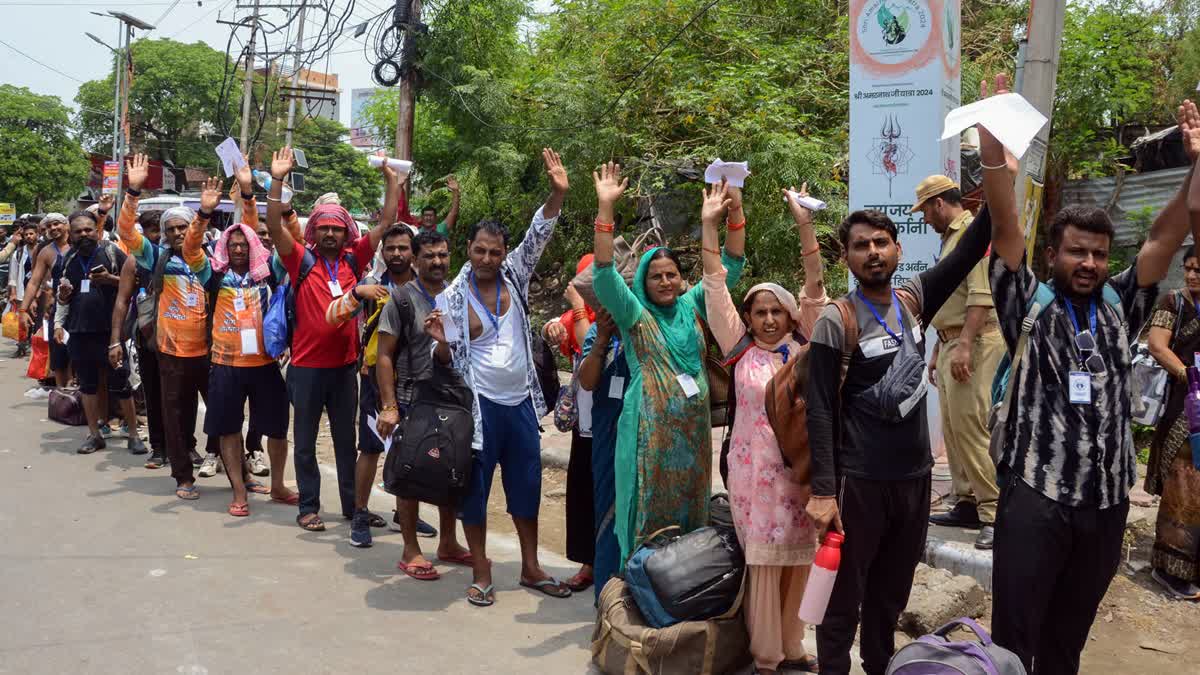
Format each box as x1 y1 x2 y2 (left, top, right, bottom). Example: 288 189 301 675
985 79 1200 673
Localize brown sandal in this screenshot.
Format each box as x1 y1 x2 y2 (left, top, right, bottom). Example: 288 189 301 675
296 513 325 531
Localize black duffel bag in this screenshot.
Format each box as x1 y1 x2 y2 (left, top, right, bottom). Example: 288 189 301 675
625 525 746 629
382 369 474 507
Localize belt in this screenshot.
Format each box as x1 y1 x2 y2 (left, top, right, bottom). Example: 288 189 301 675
937 323 998 344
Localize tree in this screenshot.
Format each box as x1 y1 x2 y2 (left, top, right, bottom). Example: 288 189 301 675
0 85 90 213
74 38 240 167
289 117 384 214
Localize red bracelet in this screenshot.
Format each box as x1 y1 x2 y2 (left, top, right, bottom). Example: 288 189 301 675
801 245 820 257
594 219 614 233
726 219 746 231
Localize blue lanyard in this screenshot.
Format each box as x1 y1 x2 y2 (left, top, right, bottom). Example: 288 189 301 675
227 270 251 289
414 278 437 309
322 257 341 287
1061 295 1097 336
171 255 197 285
857 289 905 344
77 251 97 276
469 271 501 334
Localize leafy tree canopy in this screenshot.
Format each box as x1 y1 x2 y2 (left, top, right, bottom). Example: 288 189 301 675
0 85 90 213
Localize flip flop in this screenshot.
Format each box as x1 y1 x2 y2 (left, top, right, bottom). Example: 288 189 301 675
175 485 200 501
296 514 325 531
466 583 495 607
397 561 441 581
519 577 572 598
565 572 594 592
244 480 270 495
437 551 480 567
270 492 300 505
228 502 249 517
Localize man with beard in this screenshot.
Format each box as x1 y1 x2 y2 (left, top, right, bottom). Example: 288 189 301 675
265 146 400 532
110 211 169 468
803 127 1013 672
53 211 145 454
117 153 224 500
362 230 472 574
986 88 1200 673
19 212 73 387
424 148 570 606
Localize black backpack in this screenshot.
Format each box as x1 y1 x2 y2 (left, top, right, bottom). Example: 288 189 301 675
382 369 474 507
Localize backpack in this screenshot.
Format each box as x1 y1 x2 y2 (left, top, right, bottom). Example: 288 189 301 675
624 525 746 630
988 282 1122 464
885 617 1026 675
381 370 474 507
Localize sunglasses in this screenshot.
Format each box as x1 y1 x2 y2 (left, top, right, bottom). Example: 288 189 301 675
1073 330 1106 375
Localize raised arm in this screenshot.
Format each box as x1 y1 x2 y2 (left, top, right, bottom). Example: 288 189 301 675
266 147 299 255
785 184 825 301
183 177 221 283
506 149 569 285
541 148 568 220
373 160 401 243
592 161 642 330
0 238 17 264
700 180 734 276
978 75 1024 272
234 156 259 231
445 175 461 230
118 154 152 257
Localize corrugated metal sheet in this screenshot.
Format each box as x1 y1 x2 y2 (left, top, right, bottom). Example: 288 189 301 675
1061 166 1192 288
1061 167 1191 245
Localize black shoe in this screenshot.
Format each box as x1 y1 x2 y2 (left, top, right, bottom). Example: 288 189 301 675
929 502 982 528
189 449 204 467
386 510 438 537
974 525 995 550
1152 569 1200 600
77 435 106 454
145 450 168 469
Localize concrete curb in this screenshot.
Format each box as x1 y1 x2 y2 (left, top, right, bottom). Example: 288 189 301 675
924 536 993 592
541 444 570 470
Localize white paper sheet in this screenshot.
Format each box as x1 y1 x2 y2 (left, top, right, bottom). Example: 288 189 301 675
785 190 828 211
940 93 1048 159
434 294 460 342
365 414 395 452
214 137 246 178
703 159 751 188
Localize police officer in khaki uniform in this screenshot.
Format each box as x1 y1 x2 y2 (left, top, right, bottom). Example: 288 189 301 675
914 175 1004 550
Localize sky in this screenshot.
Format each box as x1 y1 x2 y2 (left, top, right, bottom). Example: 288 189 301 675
0 0 554 133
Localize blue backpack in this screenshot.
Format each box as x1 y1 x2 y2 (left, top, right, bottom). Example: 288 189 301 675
262 248 358 359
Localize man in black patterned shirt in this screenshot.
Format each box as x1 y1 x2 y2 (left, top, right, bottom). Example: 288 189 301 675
986 77 1200 674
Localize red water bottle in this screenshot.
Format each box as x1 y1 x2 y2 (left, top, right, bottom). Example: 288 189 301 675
798 531 844 625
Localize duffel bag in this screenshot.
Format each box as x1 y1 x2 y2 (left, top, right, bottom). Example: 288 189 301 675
48 387 87 427
591 577 750 675
625 525 745 629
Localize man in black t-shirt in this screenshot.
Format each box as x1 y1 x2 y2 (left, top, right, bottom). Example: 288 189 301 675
53 211 145 455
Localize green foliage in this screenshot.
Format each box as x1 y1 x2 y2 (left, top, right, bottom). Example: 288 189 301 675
74 38 240 167
289 117 384 215
0 85 90 213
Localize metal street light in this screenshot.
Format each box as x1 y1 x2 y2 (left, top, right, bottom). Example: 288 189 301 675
85 32 116 52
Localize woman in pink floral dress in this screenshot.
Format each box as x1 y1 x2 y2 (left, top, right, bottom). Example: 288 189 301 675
702 183 827 674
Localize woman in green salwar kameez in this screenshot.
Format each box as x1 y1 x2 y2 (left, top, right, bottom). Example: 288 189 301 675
590 162 746 562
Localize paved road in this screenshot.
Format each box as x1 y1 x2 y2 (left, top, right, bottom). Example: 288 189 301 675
0 356 593 674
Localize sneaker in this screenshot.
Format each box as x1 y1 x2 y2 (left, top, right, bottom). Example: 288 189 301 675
99 423 114 439
23 386 48 400
248 450 270 477
1152 569 1200 600
120 423 130 438
387 510 438 537
145 450 168 469
197 453 222 478
189 449 204 467
77 435 106 454
128 437 148 455
349 509 373 548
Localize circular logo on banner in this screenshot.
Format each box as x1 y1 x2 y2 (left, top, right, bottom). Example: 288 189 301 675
851 0 940 75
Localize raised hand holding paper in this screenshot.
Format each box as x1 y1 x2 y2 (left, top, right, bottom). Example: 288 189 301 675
368 155 413 176
940 93 1048 159
786 190 827 212
214 137 247 178
704 159 751 188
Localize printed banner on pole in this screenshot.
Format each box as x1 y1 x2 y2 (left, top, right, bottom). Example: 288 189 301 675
102 161 120 196
849 0 961 287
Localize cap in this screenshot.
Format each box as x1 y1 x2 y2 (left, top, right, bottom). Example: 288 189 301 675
910 175 959 214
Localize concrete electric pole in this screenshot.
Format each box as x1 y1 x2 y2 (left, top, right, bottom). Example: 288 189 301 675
394 0 421 161
283 2 308 147
239 0 262 153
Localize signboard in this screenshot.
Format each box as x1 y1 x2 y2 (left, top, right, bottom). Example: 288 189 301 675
1020 175 1045 261
0 203 14 226
161 166 176 193
849 0 962 288
102 161 120 196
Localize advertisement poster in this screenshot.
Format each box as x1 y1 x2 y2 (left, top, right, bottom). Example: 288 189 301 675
849 0 962 287
102 161 120 196
0 203 14 226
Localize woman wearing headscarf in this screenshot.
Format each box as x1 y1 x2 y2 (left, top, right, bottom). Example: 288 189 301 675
702 185 826 674
591 161 746 561
542 254 598 591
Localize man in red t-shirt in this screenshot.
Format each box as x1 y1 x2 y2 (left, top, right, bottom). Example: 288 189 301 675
265 146 401 532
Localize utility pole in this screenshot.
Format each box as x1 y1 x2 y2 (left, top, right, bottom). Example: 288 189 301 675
239 0 262 153
89 12 154 216
283 1 308 146
394 0 421 161
1013 0 1067 259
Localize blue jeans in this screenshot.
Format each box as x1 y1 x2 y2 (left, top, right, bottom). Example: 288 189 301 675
287 364 358 517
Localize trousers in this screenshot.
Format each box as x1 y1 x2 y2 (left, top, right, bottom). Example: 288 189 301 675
935 331 1004 522
287 364 358 517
